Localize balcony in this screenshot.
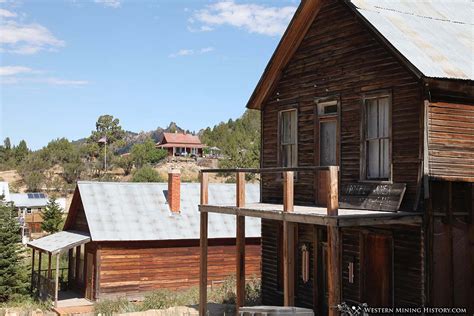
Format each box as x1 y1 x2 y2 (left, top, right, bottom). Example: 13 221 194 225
197 166 421 315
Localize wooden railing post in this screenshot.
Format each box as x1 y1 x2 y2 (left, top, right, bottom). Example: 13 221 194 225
199 172 209 316
283 171 294 212
327 226 341 316
236 172 246 311
282 171 295 306
54 253 60 308
327 166 339 216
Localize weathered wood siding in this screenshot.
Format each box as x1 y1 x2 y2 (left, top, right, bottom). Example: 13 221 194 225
69 206 89 233
262 220 423 310
428 102 474 181
97 239 261 299
261 0 421 210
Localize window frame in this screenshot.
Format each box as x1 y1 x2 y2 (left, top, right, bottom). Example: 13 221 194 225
360 91 393 182
315 97 340 167
278 108 298 168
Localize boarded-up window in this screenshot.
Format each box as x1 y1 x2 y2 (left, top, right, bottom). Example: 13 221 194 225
363 95 391 180
279 109 297 167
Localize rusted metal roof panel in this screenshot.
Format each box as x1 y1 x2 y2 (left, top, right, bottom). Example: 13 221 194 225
351 0 473 80
76 181 261 241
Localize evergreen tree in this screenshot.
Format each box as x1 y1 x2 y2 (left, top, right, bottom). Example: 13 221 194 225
0 198 28 302
41 197 63 234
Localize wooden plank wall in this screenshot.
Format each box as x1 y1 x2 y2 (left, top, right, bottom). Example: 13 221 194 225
69 206 90 233
96 239 261 300
428 102 474 181
261 0 421 210
262 219 423 310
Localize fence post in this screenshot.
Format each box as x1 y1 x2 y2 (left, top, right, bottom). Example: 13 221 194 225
199 172 209 316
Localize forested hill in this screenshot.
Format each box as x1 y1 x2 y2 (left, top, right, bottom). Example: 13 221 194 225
199 110 260 169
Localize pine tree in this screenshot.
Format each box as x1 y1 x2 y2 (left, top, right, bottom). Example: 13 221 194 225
41 197 63 234
0 198 28 302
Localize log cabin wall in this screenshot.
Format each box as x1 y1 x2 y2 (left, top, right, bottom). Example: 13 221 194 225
427 102 474 181
96 238 261 300
261 0 422 210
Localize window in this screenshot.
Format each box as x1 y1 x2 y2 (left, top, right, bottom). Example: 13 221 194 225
279 109 297 167
317 99 339 166
363 94 391 180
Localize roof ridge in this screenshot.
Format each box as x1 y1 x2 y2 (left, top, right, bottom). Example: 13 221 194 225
366 4 473 26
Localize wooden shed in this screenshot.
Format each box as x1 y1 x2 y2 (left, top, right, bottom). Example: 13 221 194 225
199 0 473 315
28 171 261 305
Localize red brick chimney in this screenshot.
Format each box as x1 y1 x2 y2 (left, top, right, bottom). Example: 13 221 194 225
168 169 181 213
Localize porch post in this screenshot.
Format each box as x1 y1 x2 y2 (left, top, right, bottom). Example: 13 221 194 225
327 166 339 216
327 226 341 316
199 172 209 316
236 172 246 310
47 253 52 279
54 253 60 308
75 246 81 285
68 248 74 290
37 251 43 295
283 171 295 306
30 248 36 292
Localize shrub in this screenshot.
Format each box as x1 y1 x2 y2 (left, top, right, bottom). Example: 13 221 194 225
94 297 136 315
131 166 164 182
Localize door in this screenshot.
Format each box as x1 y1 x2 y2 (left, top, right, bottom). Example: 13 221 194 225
363 233 393 307
85 252 95 300
316 99 339 204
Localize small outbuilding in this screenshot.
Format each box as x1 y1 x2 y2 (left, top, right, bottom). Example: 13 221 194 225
27 171 261 305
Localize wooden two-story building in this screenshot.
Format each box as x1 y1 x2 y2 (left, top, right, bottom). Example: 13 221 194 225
199 0 473 315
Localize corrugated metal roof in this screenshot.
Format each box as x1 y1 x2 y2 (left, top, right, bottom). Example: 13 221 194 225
10 193 49 208
161 133 203 145
27 230 91 255
350 0 474 80
77 181 261 241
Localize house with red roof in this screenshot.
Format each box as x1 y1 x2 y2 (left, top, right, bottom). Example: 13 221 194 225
156 132 205 157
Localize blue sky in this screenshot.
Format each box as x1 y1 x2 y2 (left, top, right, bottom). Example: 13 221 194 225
0 0 297 150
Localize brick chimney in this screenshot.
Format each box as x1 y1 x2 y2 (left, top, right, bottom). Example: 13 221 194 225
168 169 181 213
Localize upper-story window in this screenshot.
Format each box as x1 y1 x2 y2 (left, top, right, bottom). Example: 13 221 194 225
279 109 297 167
363 93 391 180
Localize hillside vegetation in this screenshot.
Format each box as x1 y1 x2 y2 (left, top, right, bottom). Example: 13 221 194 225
0 110 261 193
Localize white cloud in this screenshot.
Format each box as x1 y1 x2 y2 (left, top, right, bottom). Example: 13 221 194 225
1 76 89 86
169 46 215 58
0 8 16 18
0 20 64 55
0 66 34 76
191 1 297 36
94 0 121 8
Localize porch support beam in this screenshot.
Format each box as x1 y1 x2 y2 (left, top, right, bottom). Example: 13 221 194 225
54 253 60 308
327 226 341 316
283 171 295 306
236 172 246 311
68 248 74 290
327 166 339 216
199 172 209 316
75 246 81 285
30 249 36 292
37 251 42 294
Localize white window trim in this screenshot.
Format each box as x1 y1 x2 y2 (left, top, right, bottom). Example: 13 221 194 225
360 91 393 182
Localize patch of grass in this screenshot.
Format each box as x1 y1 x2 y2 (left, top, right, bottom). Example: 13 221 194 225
0 296 51 311
93 276 261 314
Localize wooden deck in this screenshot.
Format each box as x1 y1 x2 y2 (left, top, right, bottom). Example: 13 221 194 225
52 291 94 315
200 202 422 227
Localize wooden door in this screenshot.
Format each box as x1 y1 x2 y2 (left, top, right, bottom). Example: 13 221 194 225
85 252 94 300
363 233 393 307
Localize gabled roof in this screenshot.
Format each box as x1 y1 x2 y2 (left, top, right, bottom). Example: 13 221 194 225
160 133 202 145
68 181 261 242
246 0 473 110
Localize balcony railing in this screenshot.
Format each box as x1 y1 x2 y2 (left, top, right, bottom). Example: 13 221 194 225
200 166 339 215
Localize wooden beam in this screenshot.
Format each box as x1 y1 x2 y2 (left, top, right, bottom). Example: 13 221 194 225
283 221 295 306
54 254 60 308
327 226 341 316
327 166 338 215
38 251 42 294
236 172 246 208
68 249 74 290
199 171 209 316
283 171 294 212
75 246 81 285
236 214 246 310
30 249 35 292
48 253 52 281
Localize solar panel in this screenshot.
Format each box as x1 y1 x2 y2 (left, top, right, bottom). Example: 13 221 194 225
27 193 35 199
27 193 46 199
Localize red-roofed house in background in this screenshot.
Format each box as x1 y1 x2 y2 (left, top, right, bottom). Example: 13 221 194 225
156 132 205 157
